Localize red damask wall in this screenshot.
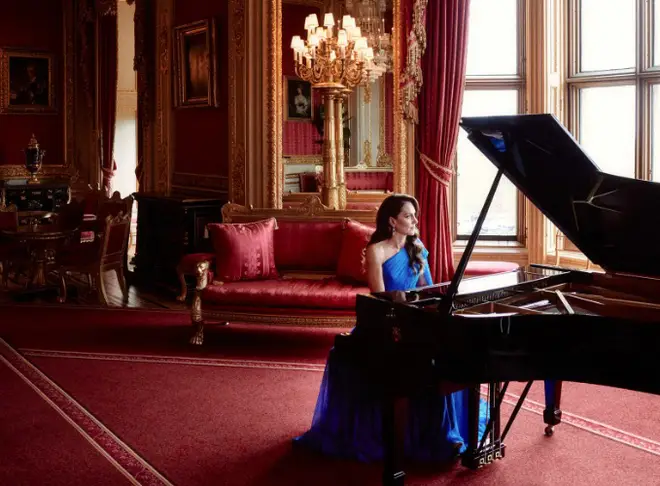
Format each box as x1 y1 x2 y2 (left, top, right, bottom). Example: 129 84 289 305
282 4 322 156
0 1 64 167
173 0 229 177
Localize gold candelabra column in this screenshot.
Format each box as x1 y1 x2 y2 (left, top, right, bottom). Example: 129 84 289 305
291 12 374 208
318 86 342 209
334 88 351 209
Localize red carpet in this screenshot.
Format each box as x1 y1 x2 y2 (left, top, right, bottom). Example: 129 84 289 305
0 350 135 485
2 305 660 485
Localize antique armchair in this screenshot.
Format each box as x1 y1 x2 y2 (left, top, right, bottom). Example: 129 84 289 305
57 211 132 304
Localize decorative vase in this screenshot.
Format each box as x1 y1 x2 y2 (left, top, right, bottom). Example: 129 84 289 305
23 134 45 184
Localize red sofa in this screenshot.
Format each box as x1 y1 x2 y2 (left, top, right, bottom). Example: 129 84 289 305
183 197 378 345
181 196 520 345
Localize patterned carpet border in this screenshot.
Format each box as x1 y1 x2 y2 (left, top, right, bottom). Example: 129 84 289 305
0 339 174 486
17 348 660 458
501 392 660 457
20 348 326 372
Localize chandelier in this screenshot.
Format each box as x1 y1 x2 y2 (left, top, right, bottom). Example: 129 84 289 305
350 0 393 82
290 13 374 89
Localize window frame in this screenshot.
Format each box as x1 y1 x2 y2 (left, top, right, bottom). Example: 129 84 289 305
560 0 660 253
451 0 527 245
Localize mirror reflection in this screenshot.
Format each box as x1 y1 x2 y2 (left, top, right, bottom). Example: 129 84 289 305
282 0 394 196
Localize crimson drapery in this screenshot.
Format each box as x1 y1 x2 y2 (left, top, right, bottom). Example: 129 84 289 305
417 0 471 283
98 10 118 194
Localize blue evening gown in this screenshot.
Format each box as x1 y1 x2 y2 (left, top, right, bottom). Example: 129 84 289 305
294 244 488 462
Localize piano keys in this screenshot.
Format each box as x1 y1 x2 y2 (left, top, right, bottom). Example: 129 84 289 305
339 114 660 485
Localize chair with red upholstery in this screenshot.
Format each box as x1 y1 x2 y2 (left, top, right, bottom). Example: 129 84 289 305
57 211 132 304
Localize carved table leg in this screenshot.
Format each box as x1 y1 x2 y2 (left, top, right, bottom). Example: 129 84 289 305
543 380 563 436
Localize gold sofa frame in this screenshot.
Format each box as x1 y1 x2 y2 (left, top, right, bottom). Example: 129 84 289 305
189 195 376 345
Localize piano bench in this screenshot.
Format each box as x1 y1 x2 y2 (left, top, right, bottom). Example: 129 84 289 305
464 260 520 278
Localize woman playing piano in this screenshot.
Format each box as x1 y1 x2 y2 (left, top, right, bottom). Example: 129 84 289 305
294 194 487 462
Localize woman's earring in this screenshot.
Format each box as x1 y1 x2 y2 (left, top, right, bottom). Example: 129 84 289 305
390 225 395 235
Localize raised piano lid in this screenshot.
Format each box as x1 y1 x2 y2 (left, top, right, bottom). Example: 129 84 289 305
459 113 660 278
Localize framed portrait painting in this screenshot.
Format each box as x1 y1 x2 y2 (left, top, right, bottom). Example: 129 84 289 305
284 76 313 121
0 48 56 114
173 19 217 108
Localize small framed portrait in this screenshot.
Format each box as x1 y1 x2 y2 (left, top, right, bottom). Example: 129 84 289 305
0 48 56 114
284 76 313 121
173 19 217 108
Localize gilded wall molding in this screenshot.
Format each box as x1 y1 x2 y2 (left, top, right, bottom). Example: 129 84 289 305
392 0 409 194
154 0 173 194
0 0 77 181
228 0 246 205
171 172 228 194
256 0 410 207
267 0 283 208
283 155 322 165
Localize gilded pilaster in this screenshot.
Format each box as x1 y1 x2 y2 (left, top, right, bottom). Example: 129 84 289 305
155 0 173 194
228 0 246 205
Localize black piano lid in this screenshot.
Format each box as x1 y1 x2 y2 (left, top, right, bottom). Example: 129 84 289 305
459 113 660 278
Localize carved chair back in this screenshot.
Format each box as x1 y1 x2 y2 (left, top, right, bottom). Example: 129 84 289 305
98 211 132 271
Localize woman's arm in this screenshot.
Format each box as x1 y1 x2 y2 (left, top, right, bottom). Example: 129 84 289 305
365 244 385 293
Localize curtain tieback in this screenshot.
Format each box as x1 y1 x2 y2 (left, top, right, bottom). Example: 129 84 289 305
419 153 453 187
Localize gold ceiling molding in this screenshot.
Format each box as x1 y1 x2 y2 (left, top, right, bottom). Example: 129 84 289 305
0 0 77 181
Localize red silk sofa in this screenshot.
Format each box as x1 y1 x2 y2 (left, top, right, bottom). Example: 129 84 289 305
180 196 520 345
182 197 378 345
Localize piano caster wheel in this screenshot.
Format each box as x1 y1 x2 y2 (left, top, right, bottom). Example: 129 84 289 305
544 426 554 437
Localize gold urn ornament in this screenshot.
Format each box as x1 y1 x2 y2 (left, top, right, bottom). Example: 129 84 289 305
23 134 46 184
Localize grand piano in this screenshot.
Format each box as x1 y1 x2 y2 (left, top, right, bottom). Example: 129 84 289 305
337 114 660 485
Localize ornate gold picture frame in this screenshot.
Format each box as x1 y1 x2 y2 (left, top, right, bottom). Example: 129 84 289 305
0 48 56 114
173 19 218 108
284 75 313 121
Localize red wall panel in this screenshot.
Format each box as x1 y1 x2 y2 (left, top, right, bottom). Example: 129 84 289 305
0 0 64 167
173 0 229 176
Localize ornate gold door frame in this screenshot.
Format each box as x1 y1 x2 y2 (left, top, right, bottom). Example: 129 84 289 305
228 0 409 209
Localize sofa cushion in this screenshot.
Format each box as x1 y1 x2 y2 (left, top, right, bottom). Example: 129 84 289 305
207 218 278 282
274 221 343 271
201 277 370 309
336 219 375 284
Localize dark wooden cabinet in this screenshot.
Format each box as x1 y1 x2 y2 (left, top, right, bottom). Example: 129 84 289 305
0 179 70 212
133 193 225 285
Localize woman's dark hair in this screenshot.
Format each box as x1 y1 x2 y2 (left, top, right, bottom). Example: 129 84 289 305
368 193 425 272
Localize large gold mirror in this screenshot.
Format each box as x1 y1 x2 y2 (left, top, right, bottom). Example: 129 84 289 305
275 0 407 209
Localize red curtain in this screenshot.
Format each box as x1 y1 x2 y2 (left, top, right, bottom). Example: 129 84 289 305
417 0 471 283
98 10 118 194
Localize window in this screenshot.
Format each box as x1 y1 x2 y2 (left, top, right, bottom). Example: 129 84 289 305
453 0 525 241
560 0 660 253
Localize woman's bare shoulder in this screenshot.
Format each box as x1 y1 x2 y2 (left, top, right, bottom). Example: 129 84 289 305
366 241 387 264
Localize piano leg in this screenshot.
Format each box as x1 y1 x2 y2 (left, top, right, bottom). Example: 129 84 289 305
543 380 563 436
382 395 407 486
461 384 483 470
